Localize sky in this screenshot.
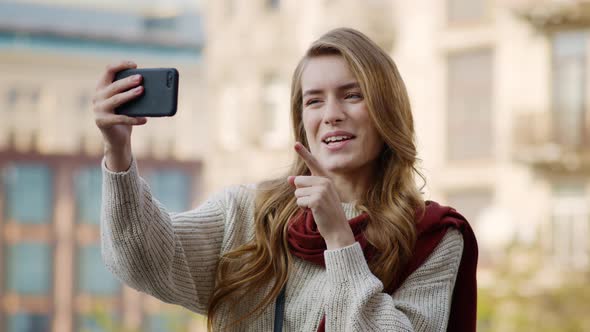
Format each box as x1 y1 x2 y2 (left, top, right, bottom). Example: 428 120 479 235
6 0 202 12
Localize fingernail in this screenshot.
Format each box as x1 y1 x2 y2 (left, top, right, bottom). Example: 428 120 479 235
134 86 142 93
132 74 141 81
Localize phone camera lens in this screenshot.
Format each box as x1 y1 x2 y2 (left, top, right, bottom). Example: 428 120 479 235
166 71 173 88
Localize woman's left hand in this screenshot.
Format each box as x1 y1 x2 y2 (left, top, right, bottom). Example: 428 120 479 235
289 142 356 250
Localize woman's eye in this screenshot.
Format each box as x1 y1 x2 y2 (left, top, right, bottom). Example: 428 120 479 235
345 93 363 100
305 99 321 106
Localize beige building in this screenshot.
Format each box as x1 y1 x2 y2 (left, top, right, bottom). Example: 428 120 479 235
391 0 590 275
0 2 209 331
203 0 590 286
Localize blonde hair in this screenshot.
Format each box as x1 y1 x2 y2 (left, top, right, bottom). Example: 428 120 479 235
207 27 425 330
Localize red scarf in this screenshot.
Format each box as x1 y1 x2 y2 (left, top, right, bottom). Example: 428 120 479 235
287 201 478 332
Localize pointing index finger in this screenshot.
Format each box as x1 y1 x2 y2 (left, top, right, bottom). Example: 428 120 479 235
295 142 327 176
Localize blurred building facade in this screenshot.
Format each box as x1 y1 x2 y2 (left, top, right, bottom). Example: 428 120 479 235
204 0 590 289
1 0 590 331
0 2 207 332
391 0 590 277
201 0 397 188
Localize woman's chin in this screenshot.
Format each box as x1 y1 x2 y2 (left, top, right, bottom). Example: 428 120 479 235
321 160 357 174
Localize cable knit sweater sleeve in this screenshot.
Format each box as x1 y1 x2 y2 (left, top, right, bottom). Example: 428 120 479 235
100 156 231 315
323 229 464 332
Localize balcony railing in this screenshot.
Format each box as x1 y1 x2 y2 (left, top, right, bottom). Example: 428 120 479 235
513 111 590 171
549 196 590 269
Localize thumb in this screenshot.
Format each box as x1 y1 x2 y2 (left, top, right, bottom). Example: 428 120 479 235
287 176 296 187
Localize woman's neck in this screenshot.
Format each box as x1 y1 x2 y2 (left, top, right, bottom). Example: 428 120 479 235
329 168 374 203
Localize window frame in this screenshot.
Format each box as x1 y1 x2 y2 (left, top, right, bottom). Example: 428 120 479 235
4 241 54 296
446 0 489 25
0 150 202 332
550 29 590 147
3 162 55 225
446 47 495 162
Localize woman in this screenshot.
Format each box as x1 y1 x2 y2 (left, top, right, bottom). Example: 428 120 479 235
94 28 477 331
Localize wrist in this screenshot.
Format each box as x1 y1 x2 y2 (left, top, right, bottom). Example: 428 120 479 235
324 226 355 250
104 140 130 154
104 143 132 172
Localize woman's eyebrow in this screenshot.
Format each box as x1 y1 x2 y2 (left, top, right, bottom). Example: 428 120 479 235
338 82 360 91
302 82 360 97
302 88 322 98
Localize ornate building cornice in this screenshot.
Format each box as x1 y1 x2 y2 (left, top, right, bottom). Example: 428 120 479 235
509 0 590 29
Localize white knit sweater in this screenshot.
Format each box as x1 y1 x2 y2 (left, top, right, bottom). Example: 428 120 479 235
100 157 464 331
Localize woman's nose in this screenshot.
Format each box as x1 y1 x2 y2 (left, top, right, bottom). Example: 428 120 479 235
323 98 346 124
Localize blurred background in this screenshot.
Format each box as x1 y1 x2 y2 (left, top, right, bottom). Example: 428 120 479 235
0 0 589 331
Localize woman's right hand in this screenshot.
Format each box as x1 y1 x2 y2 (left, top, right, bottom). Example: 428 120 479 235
93 60 147 171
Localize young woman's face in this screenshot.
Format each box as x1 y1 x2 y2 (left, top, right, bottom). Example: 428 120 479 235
300 55 384 176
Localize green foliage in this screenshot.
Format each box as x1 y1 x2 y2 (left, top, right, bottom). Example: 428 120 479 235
81 305 136 332
477 245 590 332
82 303 205 332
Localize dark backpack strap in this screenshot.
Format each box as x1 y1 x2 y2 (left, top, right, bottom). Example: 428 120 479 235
274 286 287 332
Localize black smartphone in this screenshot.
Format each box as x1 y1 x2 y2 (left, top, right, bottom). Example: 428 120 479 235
114 68 179 117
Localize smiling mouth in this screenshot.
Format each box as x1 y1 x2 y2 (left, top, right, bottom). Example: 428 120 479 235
322 135 355 145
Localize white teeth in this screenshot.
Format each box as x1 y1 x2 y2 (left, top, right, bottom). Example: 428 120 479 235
324 135 351 143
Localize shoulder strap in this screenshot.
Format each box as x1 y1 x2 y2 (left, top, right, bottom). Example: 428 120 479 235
273 286 287 332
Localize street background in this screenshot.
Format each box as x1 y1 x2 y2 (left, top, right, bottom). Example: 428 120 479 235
0 0 589 331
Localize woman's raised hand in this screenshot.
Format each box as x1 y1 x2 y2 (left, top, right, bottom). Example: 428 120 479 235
93 60 146 171
288 142 356 249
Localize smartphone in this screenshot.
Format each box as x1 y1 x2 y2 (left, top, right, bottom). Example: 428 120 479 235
114 68 179 117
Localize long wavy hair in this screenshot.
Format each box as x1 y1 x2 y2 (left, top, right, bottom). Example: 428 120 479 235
207 27 425 330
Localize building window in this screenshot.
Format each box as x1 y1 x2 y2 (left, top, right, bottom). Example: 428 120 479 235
30 88 40 104
146 314 171 332
6 87 19 108
146 169 191 213
75 167 102 225
78 313 118 332
5 242 52 295
225 0 236 17
78 92 92 112
77 245 120 295
447 0 487 23
219 86 241 150
446 189 493 224
4 164 53 224
3 86 41 111
552 30 588 147
145 313 190 332
7 312 50 332
550 182 589 269
260 74 290 149
447 49 494 161
143 16 177 31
